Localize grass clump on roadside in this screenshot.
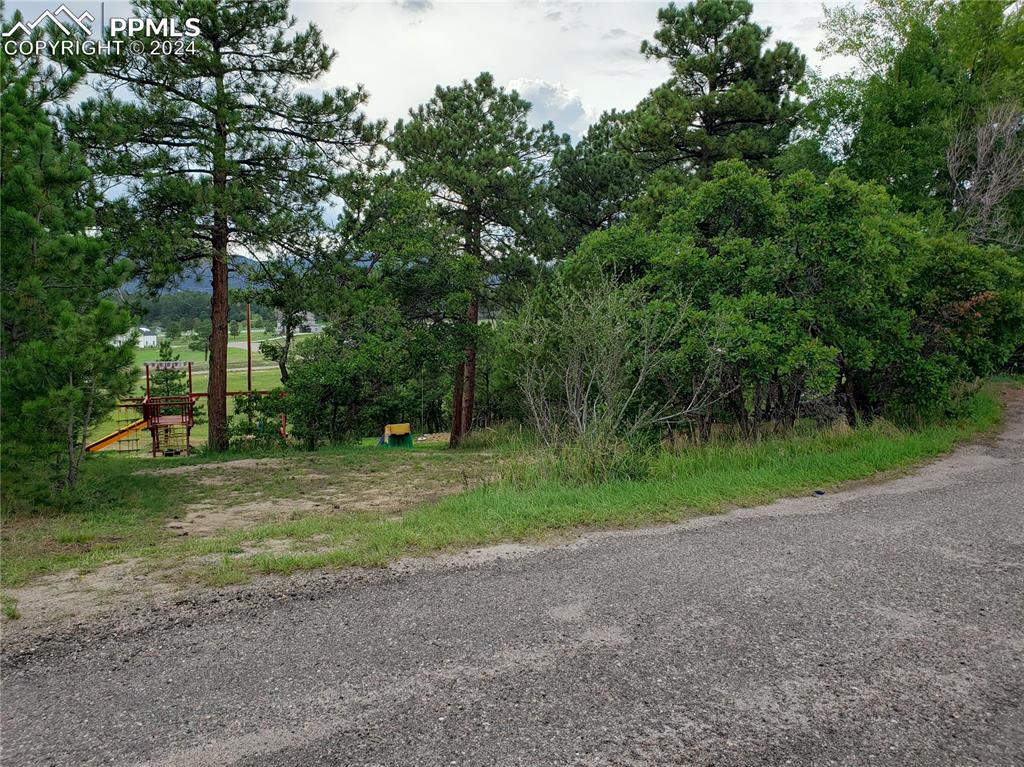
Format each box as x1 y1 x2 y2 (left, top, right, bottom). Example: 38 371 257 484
1 594 21 620
0 454 190 587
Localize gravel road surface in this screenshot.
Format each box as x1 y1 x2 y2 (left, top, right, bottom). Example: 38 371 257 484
2 398 1022 766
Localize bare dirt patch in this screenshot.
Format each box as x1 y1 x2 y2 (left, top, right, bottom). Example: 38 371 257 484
415 432 450 445
167 498 317 536
2 559 184 639
138 457 291 476
3 450 492 639
166 458 485 536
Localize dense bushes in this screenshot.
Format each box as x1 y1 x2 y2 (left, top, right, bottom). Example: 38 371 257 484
503 162 1024 463
228 393 287 451
275 163 1021 467
504 277 716 479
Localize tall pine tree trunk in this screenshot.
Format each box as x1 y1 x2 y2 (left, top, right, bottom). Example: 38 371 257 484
208 69 230 452
455 215 482 441
449 360 465 447
208 243 229 450
450 214 483 447
460 296 479 436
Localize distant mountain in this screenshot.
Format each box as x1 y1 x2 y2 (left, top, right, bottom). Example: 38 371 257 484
171 262 253 293
128 256 260 294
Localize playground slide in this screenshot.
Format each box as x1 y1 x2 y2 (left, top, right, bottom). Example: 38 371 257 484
86 418 148 453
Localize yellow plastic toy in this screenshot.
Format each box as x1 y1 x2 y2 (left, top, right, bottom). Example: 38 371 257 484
381 422 413 448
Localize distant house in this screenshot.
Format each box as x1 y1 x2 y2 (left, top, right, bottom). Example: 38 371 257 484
278 312 323 335
137 327 159 348
114 327 160 348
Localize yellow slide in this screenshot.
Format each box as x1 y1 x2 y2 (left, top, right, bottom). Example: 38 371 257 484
86 418 148 453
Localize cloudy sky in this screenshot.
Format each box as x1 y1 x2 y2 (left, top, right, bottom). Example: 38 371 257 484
299 1 852 139
12 1 854 139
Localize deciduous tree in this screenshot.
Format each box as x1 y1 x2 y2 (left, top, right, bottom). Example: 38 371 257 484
817 0 1023 227
570 161 1024 424
245 255 314 385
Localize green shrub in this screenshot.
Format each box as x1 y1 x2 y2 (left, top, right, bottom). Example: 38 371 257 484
228 392 288 450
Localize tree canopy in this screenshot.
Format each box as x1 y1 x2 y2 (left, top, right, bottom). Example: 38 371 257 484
628 0 807 176
814 0 1024 245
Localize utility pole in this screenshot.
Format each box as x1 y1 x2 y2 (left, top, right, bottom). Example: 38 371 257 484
246 302 252 392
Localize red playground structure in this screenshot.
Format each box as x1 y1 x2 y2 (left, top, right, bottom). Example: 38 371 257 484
87 307 287 457
86 361 197 457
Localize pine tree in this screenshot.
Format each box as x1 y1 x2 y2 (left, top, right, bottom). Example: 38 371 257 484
70 0 382 450
1 13 134 488
392 72 561 445
629 0 806 176
548 110 645 255
151 339 186 397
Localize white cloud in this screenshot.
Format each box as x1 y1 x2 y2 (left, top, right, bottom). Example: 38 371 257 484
507 78 594 139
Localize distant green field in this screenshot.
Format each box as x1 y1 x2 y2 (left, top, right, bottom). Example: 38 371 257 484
133 346 248 366
133 340 264 368
123 364 281 395
132 330 316 369
137 366 283 394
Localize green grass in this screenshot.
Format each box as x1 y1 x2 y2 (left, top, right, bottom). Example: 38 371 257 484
0 442 489 587
134 345 252 367
0 454 196 586
990 373 1024 384
1 386 1007 591
221 389 1003 579
1 594 20 620
130 351 277 382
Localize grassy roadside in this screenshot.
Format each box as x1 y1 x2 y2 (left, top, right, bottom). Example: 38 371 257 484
0 386 1008 598
208 388 1003 582
0 444 490 587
